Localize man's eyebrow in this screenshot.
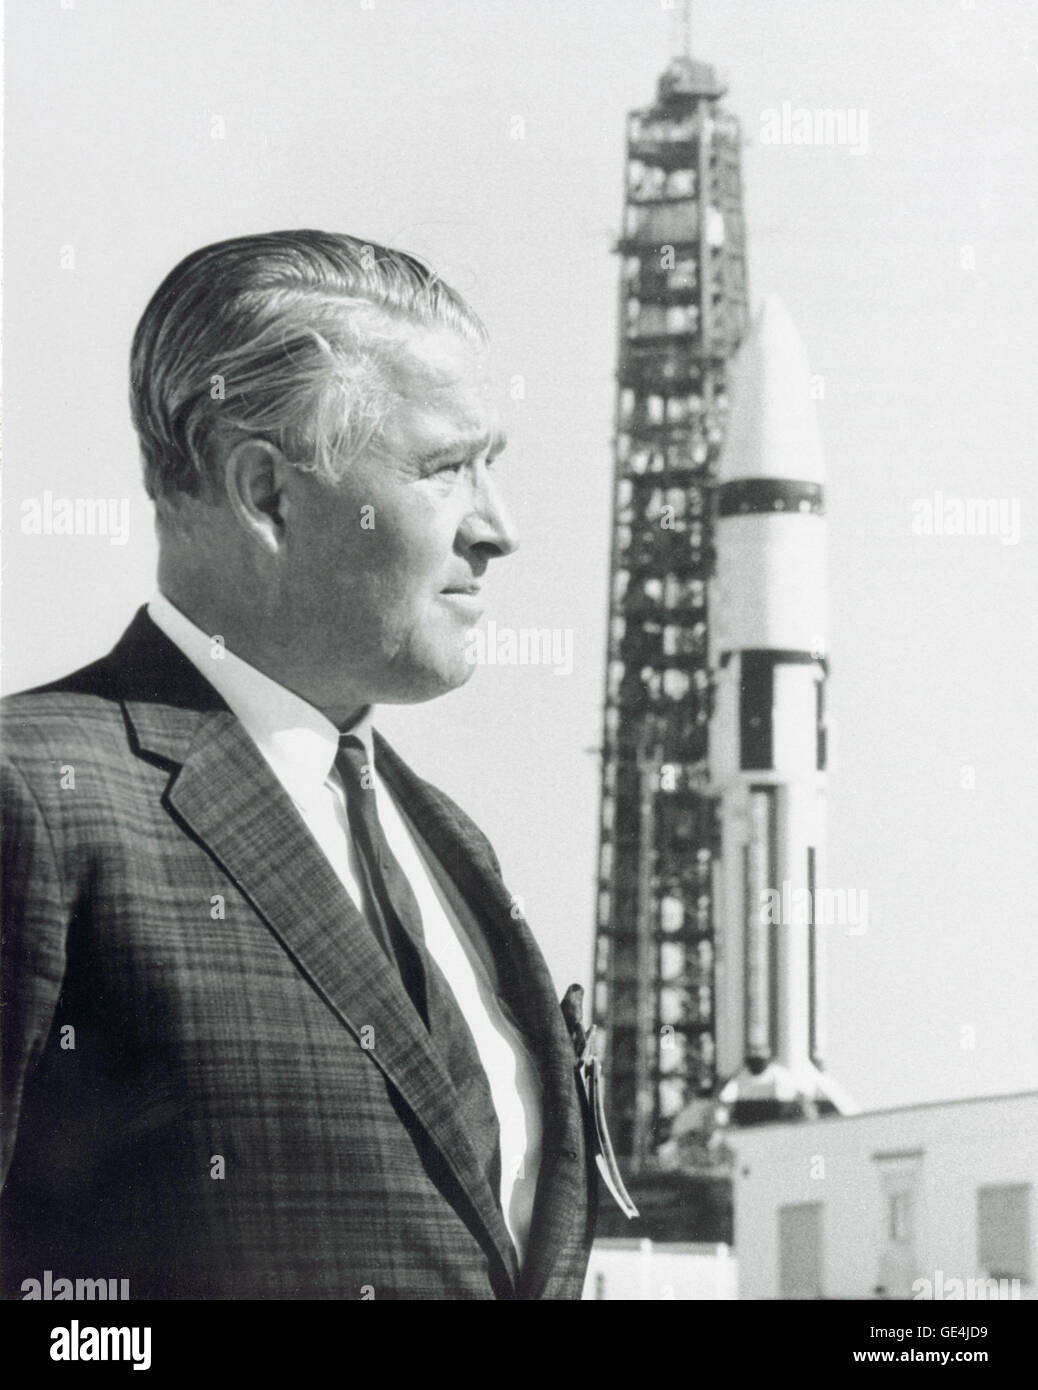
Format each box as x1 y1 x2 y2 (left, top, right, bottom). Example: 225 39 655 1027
414 431 508 466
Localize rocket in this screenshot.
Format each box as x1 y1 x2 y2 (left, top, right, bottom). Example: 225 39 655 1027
709 295 856 1122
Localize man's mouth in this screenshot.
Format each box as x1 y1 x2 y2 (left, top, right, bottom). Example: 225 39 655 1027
439 586 484 617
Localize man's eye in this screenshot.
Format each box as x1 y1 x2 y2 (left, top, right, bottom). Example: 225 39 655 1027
436 460 465 476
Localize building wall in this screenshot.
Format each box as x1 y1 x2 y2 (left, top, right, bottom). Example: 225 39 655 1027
583 1240 737 1300
731 1091 1038 1300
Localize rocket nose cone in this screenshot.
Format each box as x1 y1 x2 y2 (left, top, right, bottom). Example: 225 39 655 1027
720 294 826 485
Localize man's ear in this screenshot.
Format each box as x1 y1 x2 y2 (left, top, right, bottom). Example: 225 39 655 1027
223 439 294 556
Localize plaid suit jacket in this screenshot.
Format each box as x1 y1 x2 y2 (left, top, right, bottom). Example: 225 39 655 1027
0 609 596 1300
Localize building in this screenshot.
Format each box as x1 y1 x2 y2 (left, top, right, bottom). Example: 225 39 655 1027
732 1091 1038 1300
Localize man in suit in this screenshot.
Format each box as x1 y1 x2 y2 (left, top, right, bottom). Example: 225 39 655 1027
1 230 596 1299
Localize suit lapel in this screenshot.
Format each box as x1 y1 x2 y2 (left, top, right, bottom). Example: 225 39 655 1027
374 735 590 1298
111 614 519 1293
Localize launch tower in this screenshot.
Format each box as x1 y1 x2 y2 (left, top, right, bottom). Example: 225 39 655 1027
591 43 749 1169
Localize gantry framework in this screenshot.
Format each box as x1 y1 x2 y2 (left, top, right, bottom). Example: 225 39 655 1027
592 51 748 1168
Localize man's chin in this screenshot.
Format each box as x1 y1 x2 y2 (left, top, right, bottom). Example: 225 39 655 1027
378 657 477 706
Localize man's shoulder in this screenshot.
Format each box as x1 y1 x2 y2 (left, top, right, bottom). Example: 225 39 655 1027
3 653 127 740
4 665 112 730
0 640 149 794
1 605 223 774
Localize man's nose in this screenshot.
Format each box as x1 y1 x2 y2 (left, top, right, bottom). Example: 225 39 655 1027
462 468 520 558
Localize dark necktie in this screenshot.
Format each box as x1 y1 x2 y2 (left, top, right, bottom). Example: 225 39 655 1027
334 735 506 1218
336 735 431 1025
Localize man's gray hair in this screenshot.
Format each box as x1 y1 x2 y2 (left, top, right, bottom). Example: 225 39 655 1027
130 230 487 509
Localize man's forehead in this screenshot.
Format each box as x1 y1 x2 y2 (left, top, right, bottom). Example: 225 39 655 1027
378 324 503 458
386 323 494 395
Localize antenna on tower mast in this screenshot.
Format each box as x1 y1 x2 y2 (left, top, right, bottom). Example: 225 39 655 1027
680 0 693 58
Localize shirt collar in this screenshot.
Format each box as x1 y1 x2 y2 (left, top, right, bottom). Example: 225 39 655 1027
147 591 375 800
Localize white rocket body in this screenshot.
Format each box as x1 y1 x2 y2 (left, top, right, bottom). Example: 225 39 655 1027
710 296 856 1121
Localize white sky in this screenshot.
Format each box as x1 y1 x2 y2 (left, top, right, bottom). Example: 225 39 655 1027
3 0 1036 1111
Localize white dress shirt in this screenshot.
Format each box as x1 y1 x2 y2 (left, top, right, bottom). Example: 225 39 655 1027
147 592 543 1266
